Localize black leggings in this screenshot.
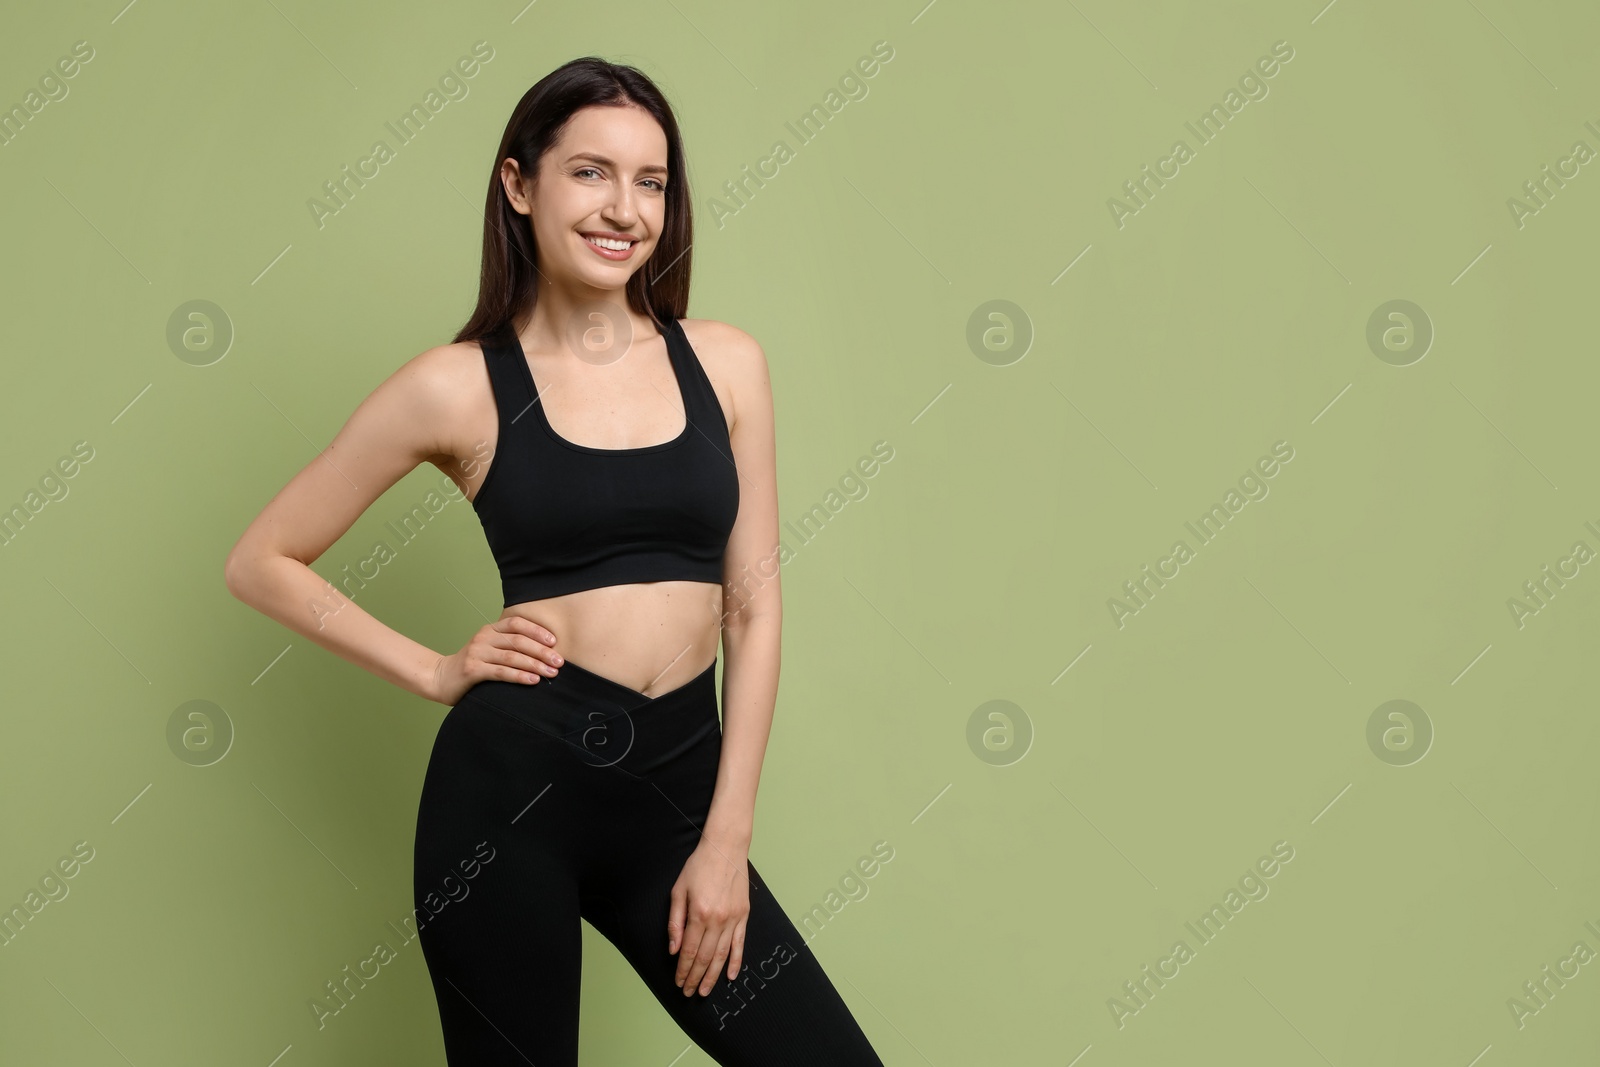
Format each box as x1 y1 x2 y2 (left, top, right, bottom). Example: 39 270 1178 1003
411 657 885 1065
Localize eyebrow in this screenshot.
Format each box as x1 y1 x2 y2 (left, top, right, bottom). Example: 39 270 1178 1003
563 153 669 177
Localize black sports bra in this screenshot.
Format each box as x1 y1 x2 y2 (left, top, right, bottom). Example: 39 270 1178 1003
470 317 740 608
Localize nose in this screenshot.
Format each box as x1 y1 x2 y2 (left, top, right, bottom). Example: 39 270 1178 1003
602 182 639 228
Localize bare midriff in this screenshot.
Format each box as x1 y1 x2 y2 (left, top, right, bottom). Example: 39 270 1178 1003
444 328 731 700
439 452 723 699
499 583 722 699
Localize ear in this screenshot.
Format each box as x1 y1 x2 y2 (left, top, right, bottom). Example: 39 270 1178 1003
500 158 533 216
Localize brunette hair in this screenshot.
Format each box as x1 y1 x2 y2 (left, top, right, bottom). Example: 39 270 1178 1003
452 56 692 345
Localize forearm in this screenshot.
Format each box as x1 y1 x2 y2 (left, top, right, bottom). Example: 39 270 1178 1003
225 553 443 702
705 613 781 850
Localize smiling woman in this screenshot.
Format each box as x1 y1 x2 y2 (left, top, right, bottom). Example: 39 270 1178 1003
223 55 883 1067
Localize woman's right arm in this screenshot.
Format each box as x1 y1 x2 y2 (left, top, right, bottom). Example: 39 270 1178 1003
222 345 554 705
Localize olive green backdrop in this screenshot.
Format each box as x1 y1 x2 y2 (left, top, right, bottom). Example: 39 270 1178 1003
2 0 1597 1064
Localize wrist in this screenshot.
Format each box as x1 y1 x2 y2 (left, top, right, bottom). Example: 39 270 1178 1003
418 651 446 704
703 819 751 852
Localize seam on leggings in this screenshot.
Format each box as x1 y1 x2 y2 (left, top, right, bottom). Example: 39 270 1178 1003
463 696 651 785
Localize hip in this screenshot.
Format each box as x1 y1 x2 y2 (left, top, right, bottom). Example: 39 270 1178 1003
443 655 721 781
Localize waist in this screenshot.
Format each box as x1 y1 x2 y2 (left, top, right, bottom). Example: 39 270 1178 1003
500 582 722 696
457 656 720 775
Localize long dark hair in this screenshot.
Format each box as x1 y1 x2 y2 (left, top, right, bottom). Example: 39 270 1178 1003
452 57 693 346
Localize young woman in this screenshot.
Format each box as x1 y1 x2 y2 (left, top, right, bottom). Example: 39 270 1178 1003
224 57 884 1065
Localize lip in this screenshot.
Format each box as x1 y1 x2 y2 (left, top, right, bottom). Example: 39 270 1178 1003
579 232 640 261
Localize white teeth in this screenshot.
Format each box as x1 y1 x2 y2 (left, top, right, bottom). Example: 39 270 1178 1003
584 235 633 251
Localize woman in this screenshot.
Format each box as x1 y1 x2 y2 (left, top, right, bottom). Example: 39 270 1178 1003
224 57 884 1065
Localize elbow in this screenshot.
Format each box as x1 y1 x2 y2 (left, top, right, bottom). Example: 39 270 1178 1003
223 541 261 604
223 550 249 603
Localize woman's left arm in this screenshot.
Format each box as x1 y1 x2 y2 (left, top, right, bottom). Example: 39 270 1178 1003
704 319 783 848
669 320 782 996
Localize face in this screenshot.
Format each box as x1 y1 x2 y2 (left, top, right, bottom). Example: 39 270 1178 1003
502 104 669 293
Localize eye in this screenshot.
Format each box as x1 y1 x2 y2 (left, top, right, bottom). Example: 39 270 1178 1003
574 166 602 179
642 178 666 192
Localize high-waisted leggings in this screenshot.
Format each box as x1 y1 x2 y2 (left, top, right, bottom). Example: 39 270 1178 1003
411 656 885 1065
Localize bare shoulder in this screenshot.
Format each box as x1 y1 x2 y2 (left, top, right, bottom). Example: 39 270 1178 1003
392 339 490 403
375 339 497 473
678 318 770 429
679 317 764 360
384 338 501 427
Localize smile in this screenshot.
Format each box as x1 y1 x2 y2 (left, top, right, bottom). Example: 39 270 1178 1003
580 233 639 260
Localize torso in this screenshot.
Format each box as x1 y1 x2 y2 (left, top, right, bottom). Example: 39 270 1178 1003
427 318 735 699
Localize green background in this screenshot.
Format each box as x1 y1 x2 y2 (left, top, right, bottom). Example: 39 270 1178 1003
3 0 1598 1063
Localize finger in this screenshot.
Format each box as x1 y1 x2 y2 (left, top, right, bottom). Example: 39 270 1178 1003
682 931 716 996
515 632 563 668
486 620 563 662
675 918 707 989
501 615 558 647
699 927 733 995
727 918 746 980
481 646 553 681
667 885 687 956
480 643 556 675
484 660 540 684
507 645 561 674
681 953 707 991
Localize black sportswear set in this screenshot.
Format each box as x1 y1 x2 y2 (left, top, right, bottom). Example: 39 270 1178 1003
411 316 885 1065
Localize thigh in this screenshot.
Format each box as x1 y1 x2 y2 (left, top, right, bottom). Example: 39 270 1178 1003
413 700 590 1066
584 792 886 1066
